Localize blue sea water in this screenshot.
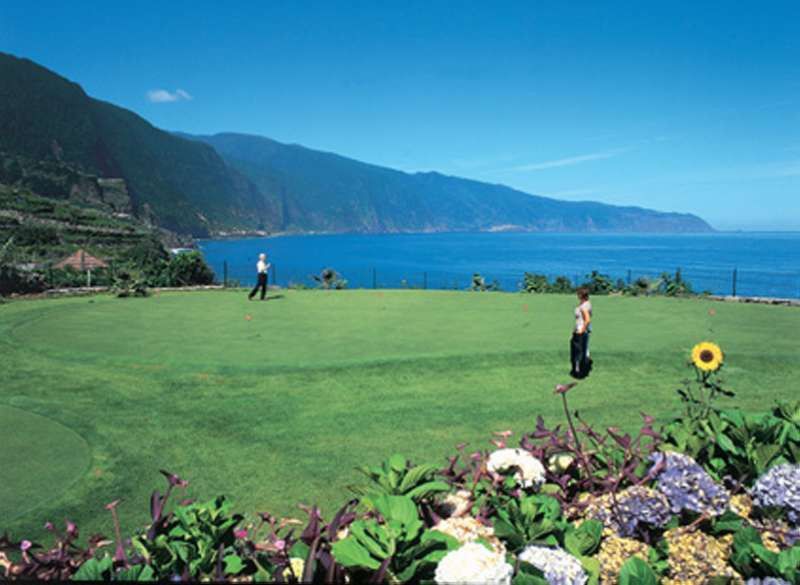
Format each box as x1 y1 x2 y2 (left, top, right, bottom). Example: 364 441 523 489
199 232 800 299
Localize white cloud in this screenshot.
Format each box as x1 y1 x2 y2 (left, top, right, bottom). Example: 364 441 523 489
492 147 630 173
146 88 193 103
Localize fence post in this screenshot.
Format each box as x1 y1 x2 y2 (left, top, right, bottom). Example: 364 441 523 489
223 261 228 288
372 268 377 289
627 269 631 285
732 268 738 297
423 272 428 290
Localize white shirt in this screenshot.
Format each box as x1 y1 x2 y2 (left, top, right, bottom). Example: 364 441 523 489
257 260 268 274
575 300 592 333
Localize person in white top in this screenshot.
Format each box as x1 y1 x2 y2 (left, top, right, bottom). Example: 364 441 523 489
570 287 593 378
248 253 271 301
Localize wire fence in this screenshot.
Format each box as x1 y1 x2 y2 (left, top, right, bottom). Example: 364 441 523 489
216 260 800 300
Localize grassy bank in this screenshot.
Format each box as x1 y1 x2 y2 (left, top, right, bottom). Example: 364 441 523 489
1 289 798 540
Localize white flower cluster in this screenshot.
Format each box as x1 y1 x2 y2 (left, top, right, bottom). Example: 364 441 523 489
518 545 588 585
434 542 513 585
434 515 505 555
441 489 473 518
487 448 546 489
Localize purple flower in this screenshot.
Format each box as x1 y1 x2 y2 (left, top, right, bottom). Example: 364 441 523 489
585 486 672 538
649 452 729 516
750 464 800 524
745 579 792 585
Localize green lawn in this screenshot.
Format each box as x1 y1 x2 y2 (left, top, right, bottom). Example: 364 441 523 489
1 289 798 541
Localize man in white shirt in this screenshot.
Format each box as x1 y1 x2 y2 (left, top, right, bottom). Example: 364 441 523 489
248 253 271 300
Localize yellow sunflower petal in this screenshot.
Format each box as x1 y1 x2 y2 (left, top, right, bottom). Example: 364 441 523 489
691 342 723 372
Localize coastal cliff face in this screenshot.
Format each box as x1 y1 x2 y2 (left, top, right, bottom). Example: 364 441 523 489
187 132 713 235
1 52 712 239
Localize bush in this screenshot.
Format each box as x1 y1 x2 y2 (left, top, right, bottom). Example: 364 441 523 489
470 273 499 291
313 268 347 290
165 251 215 287
521 272 549 293
521 273 575 294
112 269 149 298
581 270 615 295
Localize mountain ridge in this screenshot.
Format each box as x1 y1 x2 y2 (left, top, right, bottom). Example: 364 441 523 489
0 51 713 237
183 131 713 234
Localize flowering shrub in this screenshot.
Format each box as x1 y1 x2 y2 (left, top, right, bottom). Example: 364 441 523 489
518 545 587 585
750 464 800 524
650 451 730 517
434 541 513 584
2 342 800 583
579 486 672 540
487 448 547 490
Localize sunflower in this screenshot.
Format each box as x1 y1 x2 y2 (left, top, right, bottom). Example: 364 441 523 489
691 341 723 372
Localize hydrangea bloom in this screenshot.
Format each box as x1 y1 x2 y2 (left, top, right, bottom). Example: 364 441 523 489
441 490 473 518
434 516 505 555
434 542 513 585
518 545 587 585
650 451 730 516
487 448 546 489
582 486 672 538
745 579 792 585
662 529 741 584
595 534 650 584
750 463 800 524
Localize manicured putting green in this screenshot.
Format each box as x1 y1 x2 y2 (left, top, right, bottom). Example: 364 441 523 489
1 290 798 541
0 405 90 523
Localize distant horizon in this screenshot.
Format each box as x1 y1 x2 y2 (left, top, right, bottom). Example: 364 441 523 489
2 2 798 230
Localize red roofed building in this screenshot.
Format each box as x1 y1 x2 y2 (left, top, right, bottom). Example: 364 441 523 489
54 249 108 271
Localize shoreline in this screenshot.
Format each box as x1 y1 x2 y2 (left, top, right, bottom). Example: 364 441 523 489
199 228 800 243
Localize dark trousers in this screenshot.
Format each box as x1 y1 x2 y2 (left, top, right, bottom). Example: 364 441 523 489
570 332 592 378
249 273 267 300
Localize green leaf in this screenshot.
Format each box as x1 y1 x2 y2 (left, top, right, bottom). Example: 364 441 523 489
618 557 658 585
750 544 779 571
514 561 548 585
397 464 438 493
349 520 393 559
579 556 601 585
71 556 113 581
331 537 383 570
404 480 451 502
422 529 459 552
114 565 156 582
389 454 407 472
223 554 245 575
564 520 603 557
373 494 421 529
715 432 738 454
512 572 550 585
711 511 744 535
539 483 562 495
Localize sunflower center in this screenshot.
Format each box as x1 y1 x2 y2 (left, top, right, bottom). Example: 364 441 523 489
700 349 714 363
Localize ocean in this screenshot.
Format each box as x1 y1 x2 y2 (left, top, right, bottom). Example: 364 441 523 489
199 232 800 299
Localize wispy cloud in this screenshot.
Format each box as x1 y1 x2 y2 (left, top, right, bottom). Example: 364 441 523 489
492 147 630 173
146 88 193 103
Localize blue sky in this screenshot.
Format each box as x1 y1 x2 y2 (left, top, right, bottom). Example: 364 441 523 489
1 1 798 230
